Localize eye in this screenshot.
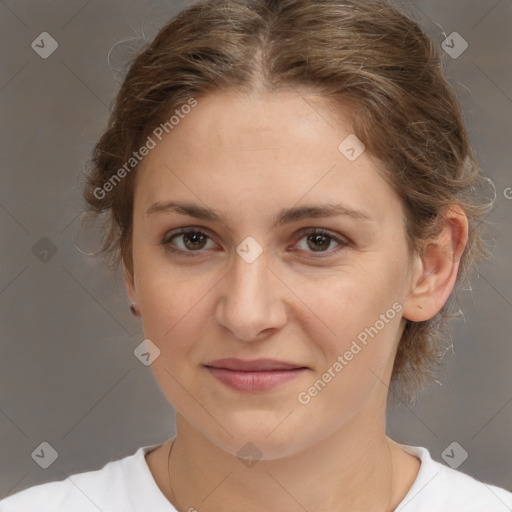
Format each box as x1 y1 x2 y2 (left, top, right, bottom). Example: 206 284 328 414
160 226 348 258
161 228 217 256
291 228 348 256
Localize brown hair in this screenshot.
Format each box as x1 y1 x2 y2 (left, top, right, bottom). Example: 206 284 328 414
82 0 495 406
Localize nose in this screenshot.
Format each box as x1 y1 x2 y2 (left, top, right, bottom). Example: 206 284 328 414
215 245 287 342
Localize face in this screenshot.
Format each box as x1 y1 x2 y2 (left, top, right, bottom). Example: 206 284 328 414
125 89 420 459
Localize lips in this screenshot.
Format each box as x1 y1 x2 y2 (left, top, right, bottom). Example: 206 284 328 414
203 358 308 392
204 358 306 371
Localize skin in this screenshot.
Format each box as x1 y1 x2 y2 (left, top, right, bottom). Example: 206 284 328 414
124 88 468 512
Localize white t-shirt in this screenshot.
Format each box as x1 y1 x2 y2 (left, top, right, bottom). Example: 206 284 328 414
2 442 512 511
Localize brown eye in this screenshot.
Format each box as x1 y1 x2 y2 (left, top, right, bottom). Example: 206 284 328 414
180 232 208 250
162 228 216 255
306 233 332 252
293 228 348 256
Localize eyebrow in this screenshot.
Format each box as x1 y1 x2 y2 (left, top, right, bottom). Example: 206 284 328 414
146 200 374 228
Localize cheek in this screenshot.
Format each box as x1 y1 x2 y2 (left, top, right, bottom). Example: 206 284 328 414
137 272 214 403
299 294 402 428
293 262 382 324
136 266 213 351
298 259 403 366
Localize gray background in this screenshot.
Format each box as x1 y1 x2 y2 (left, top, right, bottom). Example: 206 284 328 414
0 0 511 500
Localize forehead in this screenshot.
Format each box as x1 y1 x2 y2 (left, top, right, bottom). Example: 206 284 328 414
134 89 405 229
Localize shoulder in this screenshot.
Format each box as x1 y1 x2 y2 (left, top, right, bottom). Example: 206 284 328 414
397 443 512 512
0 444 161 512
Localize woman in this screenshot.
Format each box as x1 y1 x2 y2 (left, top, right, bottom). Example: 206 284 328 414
3 0 511 511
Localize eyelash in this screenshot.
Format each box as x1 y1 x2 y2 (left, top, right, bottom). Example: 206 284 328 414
160 227 349 258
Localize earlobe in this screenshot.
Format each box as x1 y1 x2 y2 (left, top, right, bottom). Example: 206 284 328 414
401 206 468 323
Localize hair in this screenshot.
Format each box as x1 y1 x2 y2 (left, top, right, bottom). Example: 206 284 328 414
82 0 496 407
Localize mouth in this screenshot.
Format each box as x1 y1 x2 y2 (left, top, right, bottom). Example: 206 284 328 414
203 358 309 392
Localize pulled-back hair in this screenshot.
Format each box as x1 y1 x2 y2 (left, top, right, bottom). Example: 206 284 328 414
82 0 495 406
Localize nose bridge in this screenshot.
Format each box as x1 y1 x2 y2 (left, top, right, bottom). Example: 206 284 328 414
233 244 267 292
216 240 285 340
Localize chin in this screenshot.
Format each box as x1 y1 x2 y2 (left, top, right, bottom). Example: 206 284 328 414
202 417 306 462
218 434 303 462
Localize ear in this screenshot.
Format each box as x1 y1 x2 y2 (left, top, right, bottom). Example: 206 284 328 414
123 261 138 307
402 206 469 322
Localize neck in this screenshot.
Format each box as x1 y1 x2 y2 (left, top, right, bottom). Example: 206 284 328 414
164 401 402 512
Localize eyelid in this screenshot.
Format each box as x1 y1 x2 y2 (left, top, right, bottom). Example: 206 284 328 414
162 225 215 243
292 226 349 245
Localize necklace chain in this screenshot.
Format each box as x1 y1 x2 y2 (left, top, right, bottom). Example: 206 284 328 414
167 436 394 512
167 437 183 512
